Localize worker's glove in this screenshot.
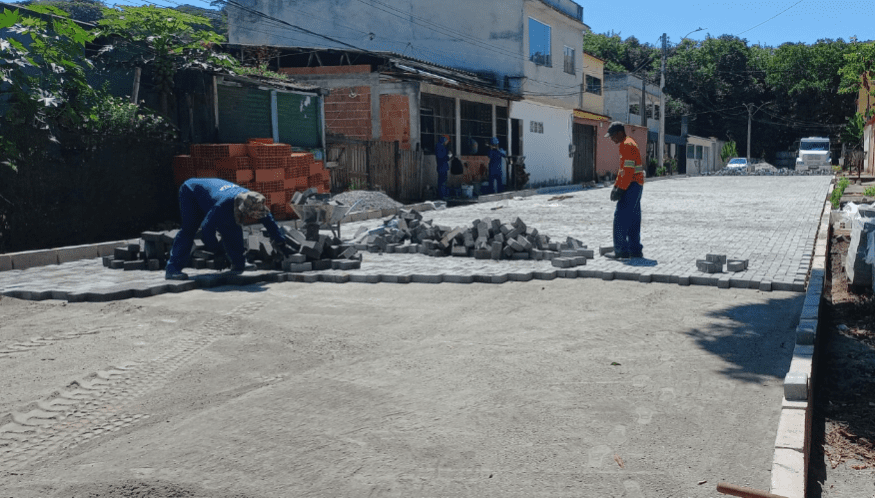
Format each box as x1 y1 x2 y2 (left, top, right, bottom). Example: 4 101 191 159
610 186 625 202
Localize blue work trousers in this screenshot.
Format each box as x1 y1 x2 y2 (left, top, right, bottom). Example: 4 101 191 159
488 172 503 194
437 166 449 198
612 182 643 256
166 192 245 274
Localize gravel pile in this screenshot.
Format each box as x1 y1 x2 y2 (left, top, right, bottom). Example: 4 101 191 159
331 190 404 213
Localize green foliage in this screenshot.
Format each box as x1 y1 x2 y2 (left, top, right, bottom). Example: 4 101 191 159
864 186 875 197
347 179 363 191
583 31 659 78
96 5 234 110
838 40 875 96
655 165 666 176
841 111 869 145
720 141 738 162
80 90 177 141
831 176 850 208
0 5 98 169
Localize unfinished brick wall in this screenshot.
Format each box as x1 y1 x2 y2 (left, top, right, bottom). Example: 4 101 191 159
380 94 411 150
323 86 372 140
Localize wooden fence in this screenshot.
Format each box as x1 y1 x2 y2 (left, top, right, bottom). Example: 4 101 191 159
326 137 423 203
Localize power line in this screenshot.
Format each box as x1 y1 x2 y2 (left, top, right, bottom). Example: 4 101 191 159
735 0 805 37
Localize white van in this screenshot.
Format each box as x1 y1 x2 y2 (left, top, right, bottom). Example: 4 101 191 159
795 137 831 170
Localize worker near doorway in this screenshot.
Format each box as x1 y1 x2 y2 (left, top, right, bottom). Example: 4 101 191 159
165 178 291 280
435 135 451 199
605 122 644 259
487 137 507 194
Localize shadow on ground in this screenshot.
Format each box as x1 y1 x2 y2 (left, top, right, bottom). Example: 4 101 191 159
683 295 804 384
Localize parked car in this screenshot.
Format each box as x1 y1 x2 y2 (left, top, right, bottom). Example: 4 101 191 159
725 157 749 171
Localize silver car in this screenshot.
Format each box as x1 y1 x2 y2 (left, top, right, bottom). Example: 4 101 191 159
725 157 749 171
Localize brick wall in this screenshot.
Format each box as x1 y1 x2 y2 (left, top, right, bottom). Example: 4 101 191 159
380 94 411 150
324 86 372 140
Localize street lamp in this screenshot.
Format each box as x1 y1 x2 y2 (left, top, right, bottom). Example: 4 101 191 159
658 27 704 175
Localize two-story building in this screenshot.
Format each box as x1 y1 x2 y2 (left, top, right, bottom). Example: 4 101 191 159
226 0 606 190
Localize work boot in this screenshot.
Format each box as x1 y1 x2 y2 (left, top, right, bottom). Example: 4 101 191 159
229 263 257 274
165 270 189 280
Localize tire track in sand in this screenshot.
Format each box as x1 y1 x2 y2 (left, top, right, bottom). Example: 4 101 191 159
0 301 266 470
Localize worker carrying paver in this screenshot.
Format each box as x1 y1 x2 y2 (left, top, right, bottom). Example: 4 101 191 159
605 122 644 259
487 137 507 194
435 135 451 199
165 178 291 280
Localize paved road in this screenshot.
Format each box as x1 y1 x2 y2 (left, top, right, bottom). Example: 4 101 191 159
0 176 830 497
0 176 832 298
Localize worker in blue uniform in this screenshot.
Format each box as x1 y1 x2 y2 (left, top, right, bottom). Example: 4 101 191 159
487 137 506 194
165 178 290 280
435 135 451 199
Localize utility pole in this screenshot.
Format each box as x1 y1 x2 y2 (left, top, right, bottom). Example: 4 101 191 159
744 103 767 162
658 33 667 175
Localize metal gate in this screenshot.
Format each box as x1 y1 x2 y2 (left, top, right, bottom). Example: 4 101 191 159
572 123 595 183
217 83 322 148
327 137 423 203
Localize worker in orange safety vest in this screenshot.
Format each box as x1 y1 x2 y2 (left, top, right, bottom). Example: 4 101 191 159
605 121 644 259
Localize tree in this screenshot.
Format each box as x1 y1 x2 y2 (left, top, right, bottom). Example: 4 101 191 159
720 141 739 162
95 5 233 116
0 4 98 169
838 39 875 112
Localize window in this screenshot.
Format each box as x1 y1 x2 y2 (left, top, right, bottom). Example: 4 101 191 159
528 18 551 67
629 103 640 116
564 46 575 74
530 121 544 134
654 104 660 120
696 145 703 160
460 100 492 156
687 144 695 159
420 94 455 155
585 75 601 95
495 105 508 151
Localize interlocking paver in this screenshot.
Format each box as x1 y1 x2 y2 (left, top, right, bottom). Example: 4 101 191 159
0 176 832 301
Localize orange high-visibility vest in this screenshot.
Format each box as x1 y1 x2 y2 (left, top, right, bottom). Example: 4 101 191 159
615 136 645 190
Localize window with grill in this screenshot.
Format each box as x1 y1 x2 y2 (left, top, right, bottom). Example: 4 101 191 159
585 75 601 95
420 93 455 155
495 106 508 151
461 100 492 156
629 103 640 116
529 18 551 67
564 46 575 74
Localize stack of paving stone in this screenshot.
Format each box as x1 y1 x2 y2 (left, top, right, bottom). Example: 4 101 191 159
353 209 592 268
102 228 362 274
696 254 749 273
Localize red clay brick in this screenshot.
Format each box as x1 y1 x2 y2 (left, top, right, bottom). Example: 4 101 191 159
255 168 284 183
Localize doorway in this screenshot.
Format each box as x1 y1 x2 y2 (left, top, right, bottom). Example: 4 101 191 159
572 123 595 183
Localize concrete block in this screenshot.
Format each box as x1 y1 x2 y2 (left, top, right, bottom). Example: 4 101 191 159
0 254 11 272
320 274 350 284
110 260 125 270
474 249 491 260
551 257 575 268
511 252 530 260
147 259 162 271
349 274 380 283
615 271 638 281
165 280 197 293
284 262 313 273
284 253 307 264
331 259 361 271
57 245 100 264
443 274 474 284
311 260 333 271
12 249 59 270
678 276 690 286
770 448 805 499
696 259 722 273
123 260 147 271
601 271 614 281
775 409 805 452
718 277 731 289
759 280 772 292
599 246 613 256
783 372 808 401
581 249 595 259
490 274 508 284
572 256 587 267
727 259 748 272
533 270 557 280
651 273 672 283
88 286 135 302
705 254 727 265
412 274 442 284
796 320 817 345
451 245 469 257
508 272 533 282
799 304 818 321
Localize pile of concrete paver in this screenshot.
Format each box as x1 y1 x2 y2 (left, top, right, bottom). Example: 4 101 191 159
712 167 833 176
351 209 593 269
103 227 363 274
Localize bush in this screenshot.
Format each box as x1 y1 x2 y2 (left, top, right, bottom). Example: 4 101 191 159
831 177 850 208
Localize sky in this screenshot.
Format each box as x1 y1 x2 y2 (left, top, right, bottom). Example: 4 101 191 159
112 0 871 49
577 0 872 48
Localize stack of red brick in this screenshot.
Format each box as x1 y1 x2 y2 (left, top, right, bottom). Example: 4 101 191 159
172 138 331 220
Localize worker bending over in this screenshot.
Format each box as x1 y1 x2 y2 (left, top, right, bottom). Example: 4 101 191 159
165 178 290 280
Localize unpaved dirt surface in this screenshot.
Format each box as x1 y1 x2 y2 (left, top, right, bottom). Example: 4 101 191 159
0 278 801 497
809 233 875 497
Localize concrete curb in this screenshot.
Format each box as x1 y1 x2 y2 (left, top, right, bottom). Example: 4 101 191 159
769 180 832 497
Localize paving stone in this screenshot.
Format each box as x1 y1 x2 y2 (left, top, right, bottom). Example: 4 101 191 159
690 275 720 286
759 280 773 292
88 286 135 302
411 274 442 284
599 246 613 256
57 245 99 264
320 274 350 284
717 277 731 289
123 260 147 271
578 269 598 278
349 274 381 283
696 259 722 273
443 274 474 284
783 372 808 401
109 260 125 270
284 262 313 273
11 250 59 270
795 320 817 345
533 270 557 280
705 254 727 265
507 272 532 282
678 276 690 286
638 273 652 283
727 259 748 272
600 271 615 281
551 257 574 268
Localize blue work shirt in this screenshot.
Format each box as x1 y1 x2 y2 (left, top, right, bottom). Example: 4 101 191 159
181 178 284 253
435 141 450 172
488 147 506 176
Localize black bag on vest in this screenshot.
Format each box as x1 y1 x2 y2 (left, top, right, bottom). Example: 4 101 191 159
450 157 464 175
